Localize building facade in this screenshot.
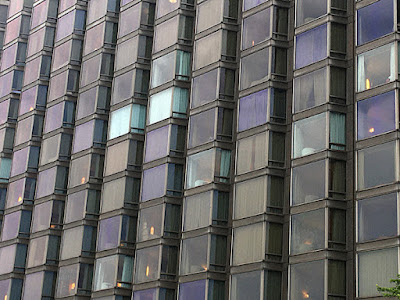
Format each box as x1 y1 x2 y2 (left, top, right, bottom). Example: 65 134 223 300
0 0 397 299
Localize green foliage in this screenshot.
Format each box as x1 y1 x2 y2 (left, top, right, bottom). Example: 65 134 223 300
377 275 400 299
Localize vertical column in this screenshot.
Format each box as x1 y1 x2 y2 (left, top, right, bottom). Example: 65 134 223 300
13 0 60 299
229 0 288 299
354 0 400 298
96 0 154 299
25 1 87 299
288 0 348 299
0 0 9 61
58 0 122 299
178 0 237 299
0 0 33 298
131 0 193 298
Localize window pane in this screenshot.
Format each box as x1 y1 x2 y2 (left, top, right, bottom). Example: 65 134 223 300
242 8 271 49
148 88 172 124
180 235 208 275
296 0 327 26
357 90 395 139
0 245 16 274
238 89 269 131
32 201 52 232
233 223 263 265
115 36 138 71
98 216 120 251
291 209 325 254
357 0 393 45
357 43 395 92
293 112 326 158
144 126 169 162
231 271 261 300
240 48 269 90
179 280 206 300
23 272 44 300
1 211 21 241
292 160 326 205
236 132 268 174
295 24 327 69
118 3 140 38
154 16 178 53
189 108 216 148
290 260 324 300
109 105 130 139
358 193 397 242
194 31 221 70
151 52 175 88
183 191 212 231
191 69 218 108
186 149 214 189
56 264 79 297
293 68 327 112
358 248 398 297
138 204 163 241
27 236 47 268
197 0 223 33
94 255 118 290
141 164 166 201
357 141 396 190
135 246 160 283
61 227 83 259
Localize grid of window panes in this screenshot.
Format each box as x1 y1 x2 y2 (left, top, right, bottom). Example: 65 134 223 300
0 1 34 299
229 0 287 299
131 0 192 298
1 0 399 299
27 1 88 299
355 0 400 297
289 0 348 298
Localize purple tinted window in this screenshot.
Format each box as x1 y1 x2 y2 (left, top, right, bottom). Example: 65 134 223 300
191 69 218 108
48 71 67 101
6 179 24 208
0 72 13 98
0 100 9 125
73 120 94 153
11 147 29 176
31 0 47 29
242 8 271 49
44 103 63 133
357 91 395 140
97 216 120 251
179 280 206 300
295 24 327 69
0 279 10 300
15 116 33 146
23 272 43 300
65 190 86 223
243 0 267 11
189 109 216 148
4 17 21 44
144 126 169 162
133 288 157 300
141 164 166 202
56 11 75 41
36 167 56 198
112 70 134 105
76 87 96 120
1 211 20 241
357 0 393 45
118 4 140 38
238 89 268 131
1 43 17 71
19 86 37 116
0 245 16 275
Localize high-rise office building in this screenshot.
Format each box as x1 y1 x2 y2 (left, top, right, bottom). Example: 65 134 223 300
0 0 397 299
